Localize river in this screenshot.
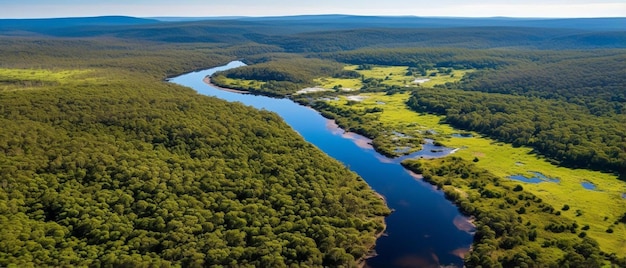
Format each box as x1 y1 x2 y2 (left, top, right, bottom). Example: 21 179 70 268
169 61 474 268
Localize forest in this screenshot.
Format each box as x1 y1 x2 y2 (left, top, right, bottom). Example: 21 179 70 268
1 15 625 267
0 39 390 267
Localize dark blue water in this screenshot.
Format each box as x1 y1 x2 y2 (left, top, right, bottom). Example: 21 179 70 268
170 61 473 268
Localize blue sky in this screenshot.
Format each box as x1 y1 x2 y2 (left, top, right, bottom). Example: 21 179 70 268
1 0 624 18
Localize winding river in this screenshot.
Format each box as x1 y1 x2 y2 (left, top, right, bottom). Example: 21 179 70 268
169 61 473 268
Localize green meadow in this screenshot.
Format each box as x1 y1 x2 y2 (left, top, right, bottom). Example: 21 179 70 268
210 75 266 90
0 69 97 91
324 91 626 256
313 65 470 90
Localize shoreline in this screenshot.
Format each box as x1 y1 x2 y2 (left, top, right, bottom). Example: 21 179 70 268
194 65 624 266
203 75 389 268
357 193 389 268
203 76 250 94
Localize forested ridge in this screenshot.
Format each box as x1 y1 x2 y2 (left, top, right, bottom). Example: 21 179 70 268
457 51 626 115
0 39 389 267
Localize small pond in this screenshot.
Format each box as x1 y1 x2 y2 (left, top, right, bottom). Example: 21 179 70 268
451 133 473 138
508 171 560 184
581 181 597 190
393 139 457 163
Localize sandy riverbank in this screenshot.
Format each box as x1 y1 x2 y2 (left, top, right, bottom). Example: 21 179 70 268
203 76 250 94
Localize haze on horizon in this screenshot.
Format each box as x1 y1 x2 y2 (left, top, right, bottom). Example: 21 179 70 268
1 0 625 19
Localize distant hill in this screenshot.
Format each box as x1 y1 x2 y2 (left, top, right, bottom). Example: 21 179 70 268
237 15 626 31
149 16 247 22
0 15 624 49
146 15 626 31
0 16 159 36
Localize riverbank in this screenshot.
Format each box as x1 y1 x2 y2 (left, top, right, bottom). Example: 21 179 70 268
357 204 388 268
185 63 473 267
199 61 625 266
312 91 626 259
203 77 250 94
205 72 392 268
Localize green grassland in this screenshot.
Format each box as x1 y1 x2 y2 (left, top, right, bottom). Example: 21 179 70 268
216 64 470 93
323 91 626 257
313 65 470 90
210 75 266 90
0 69 98 91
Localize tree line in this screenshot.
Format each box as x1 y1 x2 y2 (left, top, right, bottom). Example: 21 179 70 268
407 88 626 177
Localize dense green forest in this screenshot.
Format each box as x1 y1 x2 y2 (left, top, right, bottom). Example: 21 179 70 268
407 88 626 176
402 157 626 267
1 15 625 267
273 48 626 177
0 39 389 267
457 51 626 115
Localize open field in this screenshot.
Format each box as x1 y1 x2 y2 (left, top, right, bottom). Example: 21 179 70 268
210 75 266 91
314 65 470 90
324 91 626 256
212 64 470 94
0 69 96 91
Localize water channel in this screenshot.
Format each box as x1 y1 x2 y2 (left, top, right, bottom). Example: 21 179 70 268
169 61 473 268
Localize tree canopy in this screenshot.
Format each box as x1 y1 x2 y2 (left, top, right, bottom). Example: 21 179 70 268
0 39 389 267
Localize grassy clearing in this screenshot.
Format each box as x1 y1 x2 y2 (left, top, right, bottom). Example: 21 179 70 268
315 65 470 90
419 69 471 87
313 77 362 90
0 68 95 91
210 76 266 90
210 64 469 93
324 91 626 256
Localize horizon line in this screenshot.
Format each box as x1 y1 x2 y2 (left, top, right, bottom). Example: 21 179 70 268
2 14 625 20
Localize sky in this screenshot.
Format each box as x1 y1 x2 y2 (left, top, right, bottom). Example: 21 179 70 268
0 0 624 19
